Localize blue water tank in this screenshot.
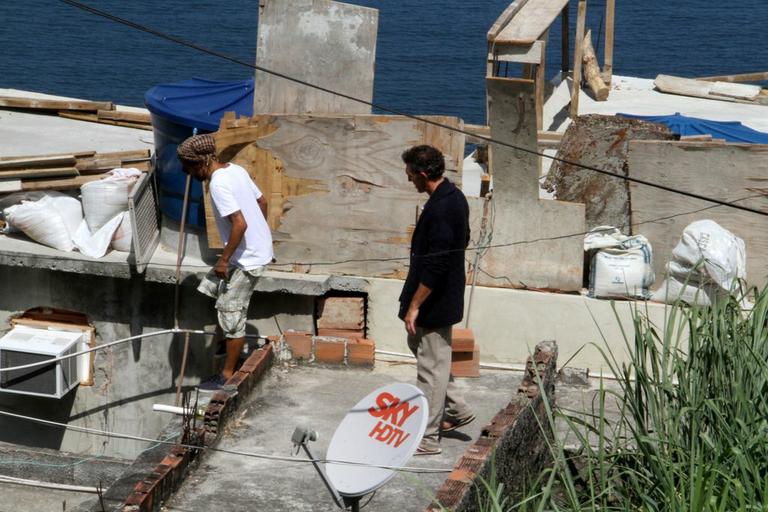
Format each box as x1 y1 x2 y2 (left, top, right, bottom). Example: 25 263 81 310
144 78 254 227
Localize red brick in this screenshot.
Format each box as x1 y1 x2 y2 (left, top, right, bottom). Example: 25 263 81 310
348 338 375 366
451 345 480 377
452 327 475 352
315 338 346 364
284 331 312 360
316 296 365 330
317 328 364 339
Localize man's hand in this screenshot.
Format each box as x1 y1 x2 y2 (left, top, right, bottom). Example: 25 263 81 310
405 306 419 336
214 257 229 279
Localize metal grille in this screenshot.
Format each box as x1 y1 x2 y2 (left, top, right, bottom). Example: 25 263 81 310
0 350 57 395
129 170 161 273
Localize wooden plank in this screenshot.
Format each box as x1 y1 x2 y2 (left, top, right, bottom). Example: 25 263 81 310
487 0 530 41
0 96 113 112
488 41 544 64
0 167 79 180
254 0 378 115
495 0 570 45
582 30 609 101
570 0 587 118
0 155 77 170
0 180 22 193
212 114 465 276
654 74 761 102
697 71 768 83
628 140 768 289
97 110 151 124
0 151 95 162
21 174 104 191
602 0 615 84
58 111 153 130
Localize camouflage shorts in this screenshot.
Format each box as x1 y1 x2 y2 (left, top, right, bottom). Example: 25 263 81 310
197 266 265 338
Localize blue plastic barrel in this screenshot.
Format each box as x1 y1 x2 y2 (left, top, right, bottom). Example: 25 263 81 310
144 78 254 227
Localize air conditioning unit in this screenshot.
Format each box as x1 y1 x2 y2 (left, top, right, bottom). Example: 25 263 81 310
0 325 88 399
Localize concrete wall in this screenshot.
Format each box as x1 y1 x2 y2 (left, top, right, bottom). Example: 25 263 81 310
0 267 313 459
365 276 677 373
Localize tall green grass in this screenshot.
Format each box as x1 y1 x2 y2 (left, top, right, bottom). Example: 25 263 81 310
493 285 768 511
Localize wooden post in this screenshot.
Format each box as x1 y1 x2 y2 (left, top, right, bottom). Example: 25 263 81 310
602 0 615 84
570 0 587 118
561 1 570 74
582 30 609 100
535 35 548 130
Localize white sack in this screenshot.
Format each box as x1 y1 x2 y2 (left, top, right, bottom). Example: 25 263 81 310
584 226 628 251
111 214 132 253
73 212 125 258
80 168 140 232
667 220 746 291
651 276 725 307
3 196 77 252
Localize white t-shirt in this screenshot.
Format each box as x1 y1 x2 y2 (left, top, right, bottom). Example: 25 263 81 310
209 163 274 269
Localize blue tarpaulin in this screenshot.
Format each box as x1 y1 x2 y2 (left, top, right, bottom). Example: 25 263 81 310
617 112 768 144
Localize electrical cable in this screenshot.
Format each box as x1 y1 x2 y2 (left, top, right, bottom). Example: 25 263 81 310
57 0 768 218
0 408 452 475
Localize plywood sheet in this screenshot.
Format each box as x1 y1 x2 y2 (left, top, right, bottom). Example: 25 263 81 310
213 114 465 277
628 140 768 288
495 0 569 44
254 0 378 115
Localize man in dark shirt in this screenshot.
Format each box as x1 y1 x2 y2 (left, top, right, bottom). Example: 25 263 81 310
399 145 475 455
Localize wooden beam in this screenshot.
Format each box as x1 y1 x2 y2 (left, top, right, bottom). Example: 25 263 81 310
0 96 113 112
495 0 570 45
0 167 79 180
582 30 609 101
488 41 544 64
561 1 570 74
97 110 152 124
0 155 77 170
21 174 104 191
535 34 548 130
602 0 615 84
696 71 768 83
570 0 587 118
488 0 530 41
0 151 95 162
654 74 761 102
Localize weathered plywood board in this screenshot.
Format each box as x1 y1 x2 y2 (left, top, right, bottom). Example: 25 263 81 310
482 77 584 291
495 0 569 44
213 114 465 277
254 0 378 115
628 140 768 288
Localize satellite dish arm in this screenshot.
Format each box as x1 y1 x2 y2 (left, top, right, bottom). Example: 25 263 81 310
292 426 348 510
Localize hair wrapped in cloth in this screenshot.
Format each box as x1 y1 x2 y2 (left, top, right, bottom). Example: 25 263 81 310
177 134 216 165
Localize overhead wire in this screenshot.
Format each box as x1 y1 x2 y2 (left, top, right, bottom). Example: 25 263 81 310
0 408 452 475
57 0 768 218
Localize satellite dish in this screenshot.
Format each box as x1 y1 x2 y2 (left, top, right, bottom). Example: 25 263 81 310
325 382 428 497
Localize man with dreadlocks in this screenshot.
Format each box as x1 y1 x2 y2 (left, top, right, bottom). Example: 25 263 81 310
177 134 273 391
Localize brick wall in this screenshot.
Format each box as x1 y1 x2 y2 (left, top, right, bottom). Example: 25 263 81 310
428 340 558 511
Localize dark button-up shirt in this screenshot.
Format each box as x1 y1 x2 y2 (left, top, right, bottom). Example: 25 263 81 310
398 179 470 328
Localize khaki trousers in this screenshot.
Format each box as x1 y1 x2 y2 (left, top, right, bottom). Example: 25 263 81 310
407 326 472 445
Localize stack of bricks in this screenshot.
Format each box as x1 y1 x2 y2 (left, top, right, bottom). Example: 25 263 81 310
451 327 480 378
282 329 375 367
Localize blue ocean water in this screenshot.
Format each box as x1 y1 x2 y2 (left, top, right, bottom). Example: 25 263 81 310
1 1 766 125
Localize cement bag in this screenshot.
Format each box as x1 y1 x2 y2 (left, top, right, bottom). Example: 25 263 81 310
80 168 140 232
111 214 132 252
667 220 746 291
589 236 654 299
584 226 627 251
3 195 78 252
73 212 125 258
